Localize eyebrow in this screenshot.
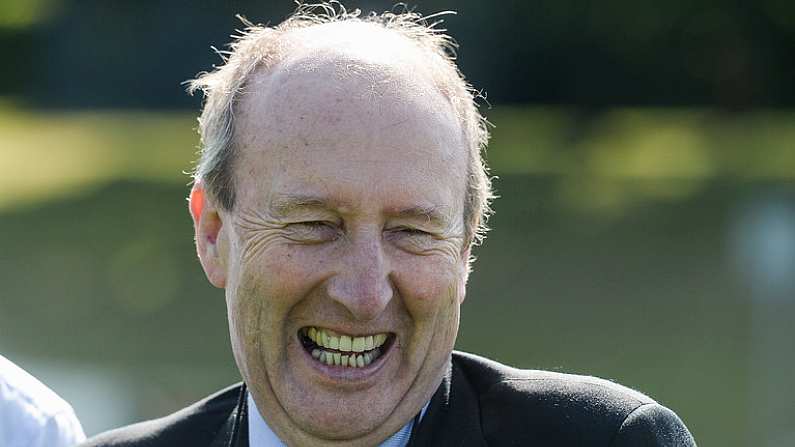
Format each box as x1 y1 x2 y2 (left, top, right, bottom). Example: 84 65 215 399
270 194 338 216
269 194 451 227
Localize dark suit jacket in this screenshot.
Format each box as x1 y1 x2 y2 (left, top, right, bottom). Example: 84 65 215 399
81 351 696 446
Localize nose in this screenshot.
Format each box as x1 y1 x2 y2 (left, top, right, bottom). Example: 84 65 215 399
327 231 394 321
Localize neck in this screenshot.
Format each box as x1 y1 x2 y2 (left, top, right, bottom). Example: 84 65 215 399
248 366 447 446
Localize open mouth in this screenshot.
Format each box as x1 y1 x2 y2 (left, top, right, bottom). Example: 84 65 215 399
299 327 394 369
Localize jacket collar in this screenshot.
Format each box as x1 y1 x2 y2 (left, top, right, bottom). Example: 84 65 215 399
210 383 248 447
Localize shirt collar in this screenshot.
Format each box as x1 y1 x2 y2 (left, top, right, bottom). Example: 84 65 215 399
247 392 427 447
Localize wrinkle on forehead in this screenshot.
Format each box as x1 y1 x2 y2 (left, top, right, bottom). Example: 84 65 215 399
235 21 462 144
237 57 462 156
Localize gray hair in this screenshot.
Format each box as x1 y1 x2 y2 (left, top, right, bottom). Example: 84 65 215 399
187 1 494 247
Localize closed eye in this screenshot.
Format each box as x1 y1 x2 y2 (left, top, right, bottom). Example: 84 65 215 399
293 221 334 229
286 221 340 242
389 226 433 237
384 226 449 255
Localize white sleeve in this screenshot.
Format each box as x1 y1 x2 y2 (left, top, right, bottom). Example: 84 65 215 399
0 355 87 447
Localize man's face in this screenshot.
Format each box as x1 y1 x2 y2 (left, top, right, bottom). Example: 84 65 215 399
202 51 469 444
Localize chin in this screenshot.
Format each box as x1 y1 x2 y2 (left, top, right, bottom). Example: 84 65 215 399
280 379 399 440
298 412 383 441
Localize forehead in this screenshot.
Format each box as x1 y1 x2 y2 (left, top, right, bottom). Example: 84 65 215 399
231 29 467 211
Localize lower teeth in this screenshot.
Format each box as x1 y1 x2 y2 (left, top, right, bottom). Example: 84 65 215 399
311 348 380 368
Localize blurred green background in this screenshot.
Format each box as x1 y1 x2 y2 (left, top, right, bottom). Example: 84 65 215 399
1 1 794 446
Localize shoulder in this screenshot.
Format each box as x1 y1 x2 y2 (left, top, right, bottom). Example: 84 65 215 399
0 355 86 447
451 351 696 446
79 383 243 447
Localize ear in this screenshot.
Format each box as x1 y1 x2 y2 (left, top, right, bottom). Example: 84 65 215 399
189 183 227 288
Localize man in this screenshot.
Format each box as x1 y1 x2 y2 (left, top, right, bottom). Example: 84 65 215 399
82 3 695 446
1 354 86 447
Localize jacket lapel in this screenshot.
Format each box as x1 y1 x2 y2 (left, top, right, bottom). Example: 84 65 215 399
210 384 249 447
408 358 487 446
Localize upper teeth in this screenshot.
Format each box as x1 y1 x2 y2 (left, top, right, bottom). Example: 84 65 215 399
307 327 388 353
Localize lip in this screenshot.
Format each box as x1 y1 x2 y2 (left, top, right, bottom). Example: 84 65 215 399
296 329 396 385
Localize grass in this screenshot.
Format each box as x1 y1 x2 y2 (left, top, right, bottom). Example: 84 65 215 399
0 101 197 210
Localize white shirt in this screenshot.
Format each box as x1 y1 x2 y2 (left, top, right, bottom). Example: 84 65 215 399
0 355 86 447
247 392 426 446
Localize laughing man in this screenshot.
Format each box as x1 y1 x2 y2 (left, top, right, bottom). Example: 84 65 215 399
81 3 696 446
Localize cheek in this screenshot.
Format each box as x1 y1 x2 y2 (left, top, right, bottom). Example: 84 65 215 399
229 244 333 329
228 249 314 373
395 255 465 314
235 246 313 297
